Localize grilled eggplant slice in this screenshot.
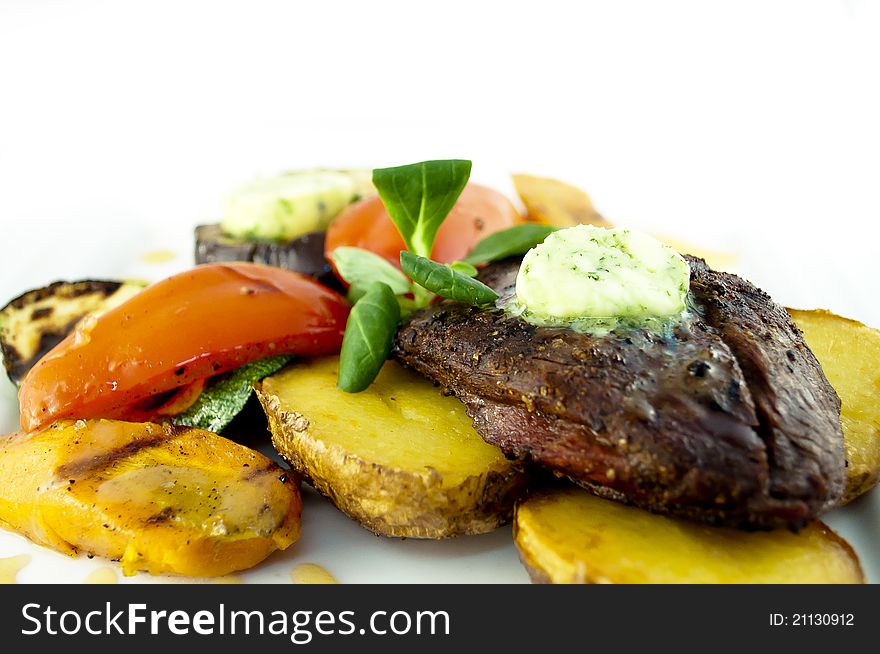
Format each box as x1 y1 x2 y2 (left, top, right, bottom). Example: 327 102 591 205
195 225 340 290
0 280 143 384
256 356 527 538
0 419 301 576
515 486 864 584
789 308 880 503
394 257 845 529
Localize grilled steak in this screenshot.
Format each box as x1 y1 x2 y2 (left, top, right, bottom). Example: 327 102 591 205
393 257 845 529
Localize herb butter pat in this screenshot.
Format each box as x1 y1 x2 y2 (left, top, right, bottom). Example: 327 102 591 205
515 225 690 322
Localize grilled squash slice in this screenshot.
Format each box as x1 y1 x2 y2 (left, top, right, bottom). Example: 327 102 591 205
512 174 736 269
0 280 143 384
789 308 880 503
257 356 527 538
515 487 864 584
0 419 301 576
513 173 610 229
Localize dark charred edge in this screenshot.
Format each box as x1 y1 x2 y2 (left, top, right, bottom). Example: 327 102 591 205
2 279 123 312
31 307 53 320
55 432 174 480
194 224 342 292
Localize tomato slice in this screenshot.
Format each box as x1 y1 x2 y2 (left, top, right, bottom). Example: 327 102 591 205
19 263 349 432
325 183 521 271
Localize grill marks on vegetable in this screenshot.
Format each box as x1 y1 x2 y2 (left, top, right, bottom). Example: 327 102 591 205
0 280 142 384
54 426 190 481
393 257 845 529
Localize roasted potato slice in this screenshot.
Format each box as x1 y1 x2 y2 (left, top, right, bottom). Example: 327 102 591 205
788 308 880 503
515 487 864 584
0 279 143 384
257 356 527 538
513 173 610 229
0 419 300 576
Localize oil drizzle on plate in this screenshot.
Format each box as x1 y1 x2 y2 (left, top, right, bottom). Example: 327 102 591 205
291 563 338 584
140 249 177 264
212 576 243 584
84 567 118 584
0 554 31 584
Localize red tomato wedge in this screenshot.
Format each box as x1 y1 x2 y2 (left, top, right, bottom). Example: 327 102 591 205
325 183 521 271
19 263 349 432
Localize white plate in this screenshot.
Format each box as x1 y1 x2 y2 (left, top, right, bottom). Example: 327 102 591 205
0 212 877 585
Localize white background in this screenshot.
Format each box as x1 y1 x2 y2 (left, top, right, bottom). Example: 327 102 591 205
0 0 878 583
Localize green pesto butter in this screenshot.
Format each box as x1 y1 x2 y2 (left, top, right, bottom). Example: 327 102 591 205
514 225 690 327
221 169 373 242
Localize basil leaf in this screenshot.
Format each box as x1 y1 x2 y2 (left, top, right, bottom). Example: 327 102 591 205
333 246 413 296
400 251 498 305
337 282 401 393
173 354 292 433
463 224 559 265
372 160 471 258
448 260 478 277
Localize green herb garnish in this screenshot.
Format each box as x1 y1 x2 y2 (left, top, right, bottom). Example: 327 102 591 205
337 282 401 393
333 246 413 303
173 354 292 433
400 252 498 305
372 160 472 258
335 160 553 393
447 260 479 277
463 223 558 265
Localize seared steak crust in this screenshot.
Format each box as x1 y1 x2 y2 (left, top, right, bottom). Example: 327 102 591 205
393 257 845 529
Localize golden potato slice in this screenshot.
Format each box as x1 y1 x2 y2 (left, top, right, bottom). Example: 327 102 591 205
257 356 526 538
515 487 864 584
512 173 610 228
0 419 300 576
788 308 880 503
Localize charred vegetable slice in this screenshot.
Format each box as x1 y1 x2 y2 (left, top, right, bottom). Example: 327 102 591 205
515 487 864 584
195 225 341 290
789 308 880 503
256 356 526 538
0 419 301 576
0 280 143 384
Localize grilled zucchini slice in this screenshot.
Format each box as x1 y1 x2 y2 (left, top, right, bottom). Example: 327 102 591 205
0 280 143 384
